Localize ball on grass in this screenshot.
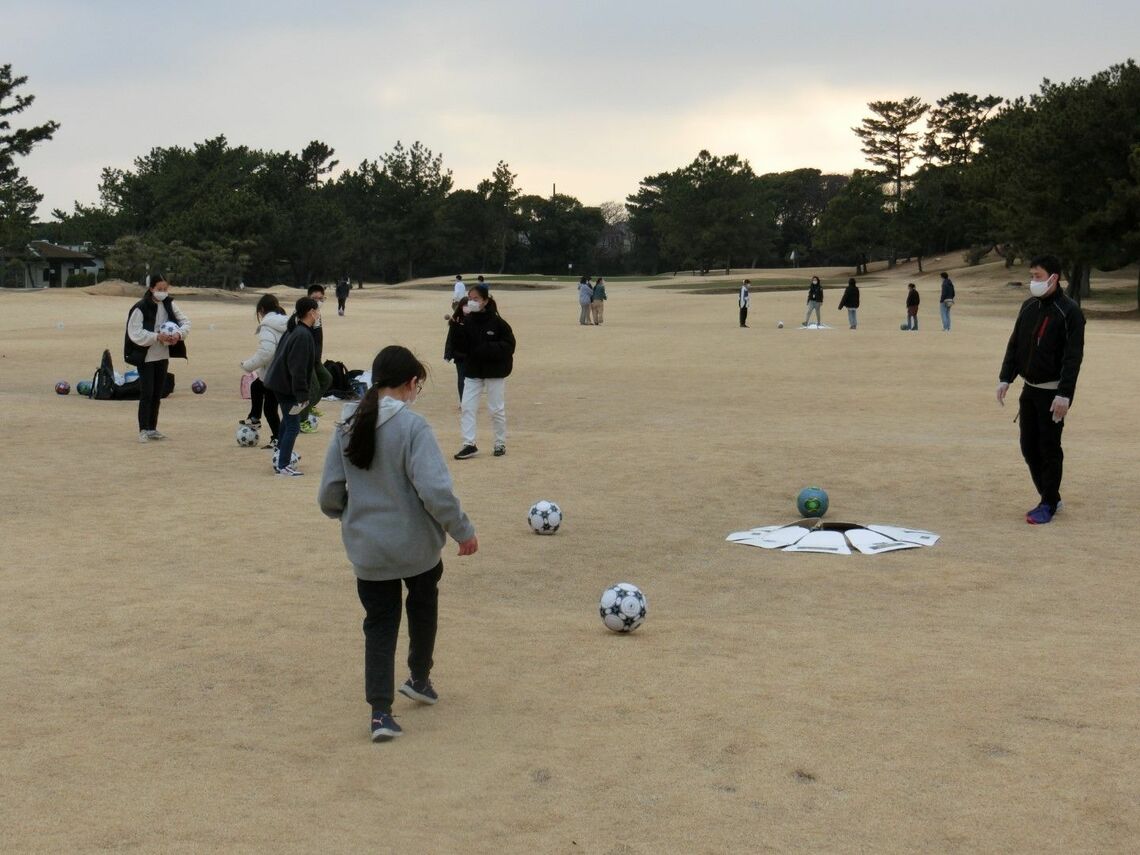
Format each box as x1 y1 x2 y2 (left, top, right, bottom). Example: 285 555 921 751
54 380 71 395
191 379 207 394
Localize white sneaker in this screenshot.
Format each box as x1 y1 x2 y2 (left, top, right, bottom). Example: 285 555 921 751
275 466 303 477
147 430 167 440
138 431 149 443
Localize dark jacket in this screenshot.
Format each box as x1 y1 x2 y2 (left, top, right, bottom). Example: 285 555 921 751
263 322 316 401
999 290 1086 400
807 282 824 303
906 289 920 308
335 279 351 300
124 297 188 366
838 283 860 309
940 278 956 302
446 309 515 379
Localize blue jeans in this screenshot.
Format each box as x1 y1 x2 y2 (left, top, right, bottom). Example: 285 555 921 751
847 308 857 329
940 301 952 330
277 394 300 469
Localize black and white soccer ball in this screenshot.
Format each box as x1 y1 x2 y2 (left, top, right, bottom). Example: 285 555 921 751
159 320 180 336
599 582 647 633
527 500 562 535
236 424 260 447
271 447 300 469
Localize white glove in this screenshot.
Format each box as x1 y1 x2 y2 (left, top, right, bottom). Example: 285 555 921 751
996 381 1009 406
1050 396 1071 423
288 403 306 416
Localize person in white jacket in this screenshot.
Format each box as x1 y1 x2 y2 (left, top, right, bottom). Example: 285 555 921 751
124 273 190 442
239 294 290 449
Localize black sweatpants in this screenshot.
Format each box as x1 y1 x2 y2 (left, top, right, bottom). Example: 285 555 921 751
247 378 281 440
1018 385 1065 508
739 306 748 327
356 561 443 714
137 359 169 431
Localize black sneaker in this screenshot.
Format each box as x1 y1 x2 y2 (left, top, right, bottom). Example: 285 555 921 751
398 677 439 705
370 711 403 742
454 444 478 460
493 443 506 457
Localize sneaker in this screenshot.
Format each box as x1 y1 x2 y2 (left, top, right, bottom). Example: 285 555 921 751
493 443 506 457
138 430 149 443
239 418 261 427
1026 503 1055 525
299 419 317 434
311 406 324 418
262 437 278 450
370 711 403 742
398 677 439 705
274 466 303 477
147 430 167 440
454 444 479 460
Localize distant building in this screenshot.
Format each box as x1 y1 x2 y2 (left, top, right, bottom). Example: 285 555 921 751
9 241 105 288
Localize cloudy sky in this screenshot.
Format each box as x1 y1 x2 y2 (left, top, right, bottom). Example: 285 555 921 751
6 0 1139 219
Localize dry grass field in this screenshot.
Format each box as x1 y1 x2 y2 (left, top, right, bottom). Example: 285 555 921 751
2 258 1138 853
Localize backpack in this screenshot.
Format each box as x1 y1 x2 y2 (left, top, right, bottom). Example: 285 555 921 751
90 349 117 399
323 360 355 398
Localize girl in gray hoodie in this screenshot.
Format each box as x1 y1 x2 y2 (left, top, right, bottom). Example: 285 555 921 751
318 346 478 742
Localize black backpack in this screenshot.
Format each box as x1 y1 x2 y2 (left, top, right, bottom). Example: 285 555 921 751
90 349 116 399
323 359 355 398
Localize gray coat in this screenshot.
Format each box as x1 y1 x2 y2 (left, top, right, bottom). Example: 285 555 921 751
318 398 475 580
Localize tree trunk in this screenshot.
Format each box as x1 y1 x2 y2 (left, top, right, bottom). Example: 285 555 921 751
917 254 924 274
1136 266 1140 312
1065 261 1085 305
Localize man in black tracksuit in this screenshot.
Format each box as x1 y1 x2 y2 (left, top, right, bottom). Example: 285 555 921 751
996 255 1085 525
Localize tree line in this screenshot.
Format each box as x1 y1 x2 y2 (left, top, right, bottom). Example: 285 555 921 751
2 60 1138 301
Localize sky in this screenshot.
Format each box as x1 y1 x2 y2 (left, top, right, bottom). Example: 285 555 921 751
5 0 1139 220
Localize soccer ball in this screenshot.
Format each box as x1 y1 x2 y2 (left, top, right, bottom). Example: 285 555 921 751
777 321 784 328
54 380 70 395
271 447 300 469
236 424 260 447
599 583 647 633
796 486 829 518
76 380 92 396
900 322 909 331
159 320 180 336
191 379 207 394
527 500 562 534
306 413 319 431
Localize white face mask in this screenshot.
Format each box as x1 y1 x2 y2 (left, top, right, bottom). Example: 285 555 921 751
152 290 169 301
467 300 483 312
1029 276 1053 298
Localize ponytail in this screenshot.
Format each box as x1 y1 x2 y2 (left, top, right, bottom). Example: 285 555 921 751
287 296 320 332
343 345 428 470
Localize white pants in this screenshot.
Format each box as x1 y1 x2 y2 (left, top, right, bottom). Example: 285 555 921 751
460 377 506 446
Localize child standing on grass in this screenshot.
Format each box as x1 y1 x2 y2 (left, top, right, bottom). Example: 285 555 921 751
318 345 478 742
239 294 288 449
124 272 190 443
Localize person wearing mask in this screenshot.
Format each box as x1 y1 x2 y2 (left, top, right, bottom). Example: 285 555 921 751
996 255 1085 525
263 297 320 476
803 276 824 326
239 294 289 450
838 277 860 329
124 272 190 443
591 277 608 325
738 279 750 328
318 345 478 742
939 272 956 332
447 283 516 459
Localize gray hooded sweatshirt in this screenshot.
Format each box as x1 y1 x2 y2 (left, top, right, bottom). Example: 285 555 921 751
318 397 475 581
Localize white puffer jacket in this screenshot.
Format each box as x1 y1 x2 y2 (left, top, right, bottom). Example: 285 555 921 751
241 311 290 376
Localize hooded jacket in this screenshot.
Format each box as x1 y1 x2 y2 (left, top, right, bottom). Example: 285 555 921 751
240 311 289 376
318 397 475 580
999 289 1086 400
